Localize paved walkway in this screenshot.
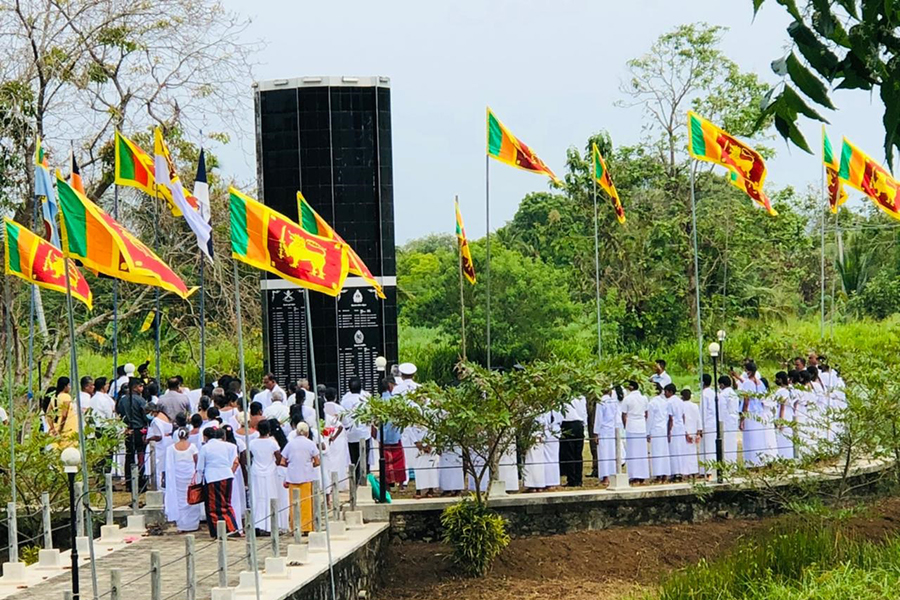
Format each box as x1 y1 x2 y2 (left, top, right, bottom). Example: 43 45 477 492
6 531 280 600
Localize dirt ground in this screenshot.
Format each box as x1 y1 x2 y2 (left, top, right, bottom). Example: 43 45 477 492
376 496 900 600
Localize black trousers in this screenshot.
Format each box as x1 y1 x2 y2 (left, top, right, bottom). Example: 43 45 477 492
348 439 369 484
559 420 585 486
124 429 147 491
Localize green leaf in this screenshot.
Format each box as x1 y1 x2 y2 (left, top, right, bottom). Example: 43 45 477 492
776 0 802 20
788 21 841 80
753 0 766 14
774 113 813 153
780 85 830 123
786 53 836 109
771 55 789 76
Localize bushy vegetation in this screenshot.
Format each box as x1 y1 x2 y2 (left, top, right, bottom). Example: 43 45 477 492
654 516 900 600
441 497 511 577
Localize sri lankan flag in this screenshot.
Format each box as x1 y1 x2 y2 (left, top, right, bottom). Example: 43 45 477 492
296 191 384 298
838 137 900 220
823 128 847 213
230 187 350 296
56 173 196 299
454 199 475 284
592 143 625 224
4 218 92 309
687 111 777 216
486 108 559 183
114 130 199 217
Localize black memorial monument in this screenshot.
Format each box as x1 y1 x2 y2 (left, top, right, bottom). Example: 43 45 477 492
254 76 398 395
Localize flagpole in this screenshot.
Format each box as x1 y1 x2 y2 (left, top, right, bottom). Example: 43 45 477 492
28 196 38 410
689 162 704 382
303 288 337 600
592 164 602 360
230 259 260 600
153 186 161 384
6 274 17 517
113 185 119 390
199 258 206 386
819 167 826 340
62 246 100 599
457 196 467 362
831 209 841 337
485 155 491 370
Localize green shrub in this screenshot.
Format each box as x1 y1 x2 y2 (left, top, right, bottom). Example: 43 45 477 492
20 545 40 566
440 496 510 577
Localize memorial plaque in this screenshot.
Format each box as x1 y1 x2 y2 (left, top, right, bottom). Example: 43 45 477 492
337 287 382 394
264 288 309 386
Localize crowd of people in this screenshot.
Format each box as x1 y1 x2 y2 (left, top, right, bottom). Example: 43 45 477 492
36 351 848 537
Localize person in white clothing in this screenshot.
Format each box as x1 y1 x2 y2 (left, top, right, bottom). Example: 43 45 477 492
89 377 116 423
395 363 420 488
718 376 740 464
248 421 286 533
197 428 239 537
439 447 465 495
524 412 551 491
164 428 200 532
681 389 701 479
263 389 290 425
650 359 672 389
773 371 796 460
700 374 717 476
252 373 284 411
340 378 371 485
665 383 687 479
322 398 351 494
593 389 619 484
145 404 173 489
646 384 671 482
621 381 649 483
542 409 562 488
78 376 94 414
739 362 769 467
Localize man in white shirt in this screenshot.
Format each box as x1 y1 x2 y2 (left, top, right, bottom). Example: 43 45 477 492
90 377 117 423
297 379 316 408
559 395 587 487
718 376 740 464
646 384 670 482
621 380 649 483
78 376 94 413
341 377 371 485
252 372 284 411
395 363 420 487
650 359 672 388
700 374 718 476
263 389 290 425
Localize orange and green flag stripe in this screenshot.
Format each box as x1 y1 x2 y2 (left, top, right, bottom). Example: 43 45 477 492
115 130 190 216
486 108 559 183
592 143 625 224
823 128 847 214
4 217 92 309
296 191 384 298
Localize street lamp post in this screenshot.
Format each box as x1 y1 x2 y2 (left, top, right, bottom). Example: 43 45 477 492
708 342 724 484
375 356 387 504
62 447 82 600
717 329 726 372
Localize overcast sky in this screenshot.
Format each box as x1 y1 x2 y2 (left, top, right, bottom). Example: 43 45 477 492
219 0 888 243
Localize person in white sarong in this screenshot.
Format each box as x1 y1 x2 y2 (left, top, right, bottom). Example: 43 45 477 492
593 390 619 484
410 423 439 498
808 366 829 445
440 448 465 495
665 384 687 479
621 381 649 483
761 382 779 462
146 405 173 489
497 438 519 492
773 371 795 460
543 409 562 488
249 420 285 533
524 413 549 490
164 428 200 532
646 385 670 482
322 401 351 493
681 389 700 479
794 369 819 456
739 362 768 467
718 377 740 464
700 374 717 476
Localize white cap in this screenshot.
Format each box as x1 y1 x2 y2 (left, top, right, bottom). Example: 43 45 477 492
124 363 135 375
398 362 417 376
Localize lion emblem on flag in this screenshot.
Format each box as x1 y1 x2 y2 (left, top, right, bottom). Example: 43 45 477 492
278 226 327 278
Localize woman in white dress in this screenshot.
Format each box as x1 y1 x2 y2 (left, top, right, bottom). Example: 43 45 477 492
323 401 350 494
497 438 519 492
761 379 779 462
646 386 671 482
164 428 200 532
440 448 465 495
739 362 768 467
773 372 795 460
146 404 173 489
249 420 286 533
621 381 649 483
543 410 562 488
524 413 549 491
593 390 619 484
681 389 700 479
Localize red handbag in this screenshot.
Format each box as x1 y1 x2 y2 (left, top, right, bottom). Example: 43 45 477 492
187 475 205 505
